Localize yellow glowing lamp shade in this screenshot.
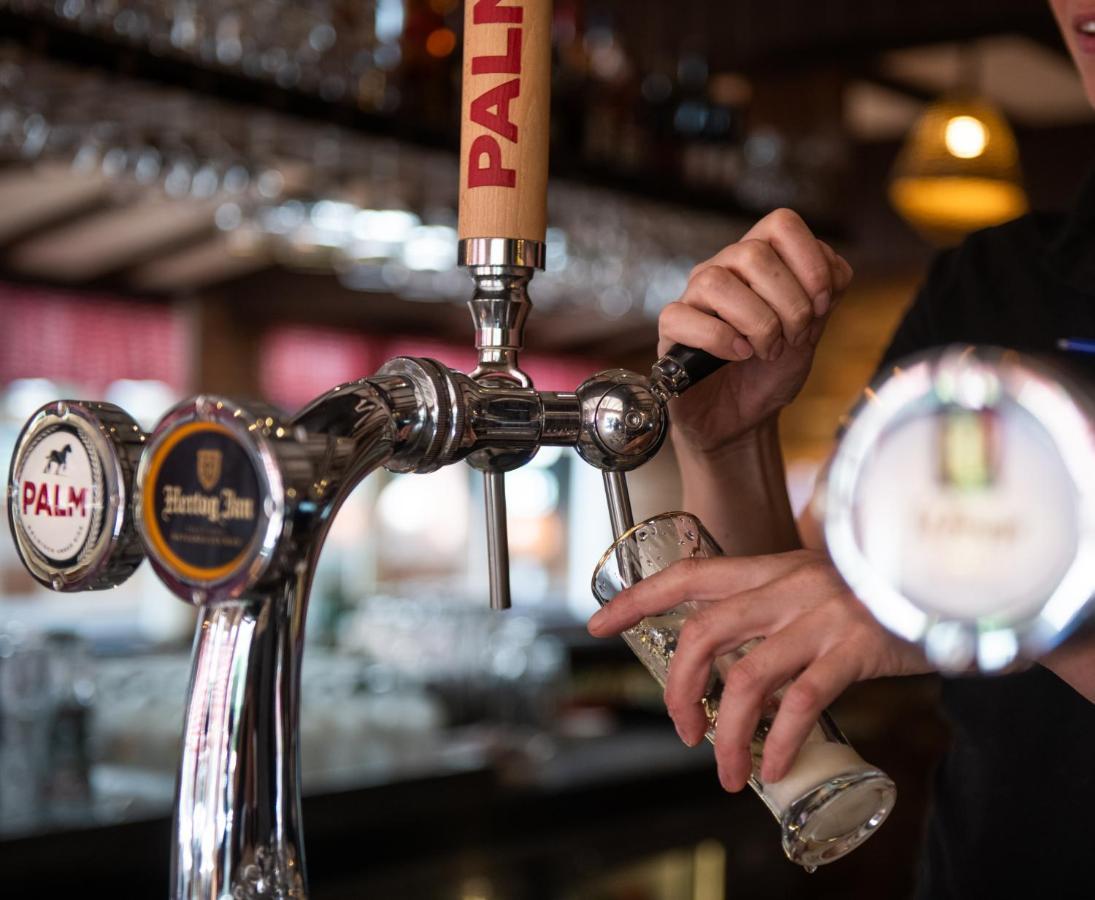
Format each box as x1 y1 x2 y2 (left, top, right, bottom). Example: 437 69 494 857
889 96 1028 246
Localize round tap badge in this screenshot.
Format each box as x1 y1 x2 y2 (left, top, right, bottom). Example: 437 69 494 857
12 422 103 568
826 347 1095 671
140 417 274 591
8 401 144 591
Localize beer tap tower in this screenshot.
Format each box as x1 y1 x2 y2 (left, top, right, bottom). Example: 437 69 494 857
5 3 723 897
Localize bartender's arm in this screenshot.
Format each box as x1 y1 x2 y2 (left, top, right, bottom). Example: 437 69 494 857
590 208 1095 794
592 208 929 791
659 207 851 556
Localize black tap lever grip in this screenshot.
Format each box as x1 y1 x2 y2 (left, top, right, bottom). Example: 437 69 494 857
650 344 730 398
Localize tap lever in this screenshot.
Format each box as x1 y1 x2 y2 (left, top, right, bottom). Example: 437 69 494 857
484 471 512 610
650 344 729 401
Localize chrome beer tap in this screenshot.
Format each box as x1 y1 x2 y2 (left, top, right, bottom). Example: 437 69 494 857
3 3 739 896
2 261 711 900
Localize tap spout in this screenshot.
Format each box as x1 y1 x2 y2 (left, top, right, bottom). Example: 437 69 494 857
174 589 306 900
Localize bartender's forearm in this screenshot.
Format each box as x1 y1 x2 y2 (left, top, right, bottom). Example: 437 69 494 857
676 416 801 556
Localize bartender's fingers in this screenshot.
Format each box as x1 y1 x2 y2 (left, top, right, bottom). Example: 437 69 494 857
587 553 811 638
709 620 828 791
656 300 754 361
758 650 865 784
742 208 837 316
802 243 852 347
673 266 784 360
818 240 854 294
662 586 813 746
692 239 815 348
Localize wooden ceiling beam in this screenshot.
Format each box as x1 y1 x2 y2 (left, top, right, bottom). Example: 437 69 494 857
0 163 114 248
125 236 271 295
4 196 220 283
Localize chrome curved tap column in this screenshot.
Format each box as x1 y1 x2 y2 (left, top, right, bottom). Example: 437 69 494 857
3 337 705 898
154 358 672 898
137 386 400 899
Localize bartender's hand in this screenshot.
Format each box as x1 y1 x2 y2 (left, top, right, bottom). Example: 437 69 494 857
661 208 853 454
586 550 931 792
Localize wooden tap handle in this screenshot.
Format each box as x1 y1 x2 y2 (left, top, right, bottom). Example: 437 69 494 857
458 0 552 246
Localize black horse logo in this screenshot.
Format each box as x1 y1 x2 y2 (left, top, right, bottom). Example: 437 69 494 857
44 444 73 474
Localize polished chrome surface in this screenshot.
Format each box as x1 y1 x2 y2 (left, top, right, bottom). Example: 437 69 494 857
374 360 587 468
174 593 306 900
170 382 397 899
466 266 535 387
458 237 546 270
459 238 543 610
603 470 636 541
649 353 691 402
575 370 668 472
541 392 582 444
372 358 460 474
5 354 686 897
462 381 545 460
484 471 512 611
7 400 145 591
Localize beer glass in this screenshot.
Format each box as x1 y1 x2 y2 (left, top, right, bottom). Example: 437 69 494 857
592 512 896 868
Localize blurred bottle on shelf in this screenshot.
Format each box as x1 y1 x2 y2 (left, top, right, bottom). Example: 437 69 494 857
43 631 94 815
0 625 51 823
0 626 95 825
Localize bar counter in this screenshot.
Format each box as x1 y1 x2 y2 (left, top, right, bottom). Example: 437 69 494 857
0 677 939 900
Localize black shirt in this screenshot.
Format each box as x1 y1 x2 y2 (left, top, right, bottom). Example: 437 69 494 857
876 174 1095 899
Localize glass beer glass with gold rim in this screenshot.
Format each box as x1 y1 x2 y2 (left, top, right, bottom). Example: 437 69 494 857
592 512 896 868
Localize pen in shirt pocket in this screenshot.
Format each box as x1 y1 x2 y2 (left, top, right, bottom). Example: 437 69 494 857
1057 338 1095 355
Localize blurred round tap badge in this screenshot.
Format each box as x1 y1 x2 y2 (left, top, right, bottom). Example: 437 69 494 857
7 401 145 590
137 397 285 600
826 347 1095 673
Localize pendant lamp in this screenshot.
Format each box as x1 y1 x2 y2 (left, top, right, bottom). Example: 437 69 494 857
889 94 1028 246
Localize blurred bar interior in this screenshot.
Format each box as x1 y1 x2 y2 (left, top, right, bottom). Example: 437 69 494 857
0 1 1091 897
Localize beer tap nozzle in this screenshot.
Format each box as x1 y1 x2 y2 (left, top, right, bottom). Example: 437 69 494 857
460 238 546 612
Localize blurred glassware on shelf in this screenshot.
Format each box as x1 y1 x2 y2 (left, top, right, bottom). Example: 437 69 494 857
41 631 94 815
340 595 567 730
0 0 400 106
0 0 862 235
90 649 451 784
0 43 744 321
0 624 52 823
0 625 95 824
88 632 556 793
889 93 1028 245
